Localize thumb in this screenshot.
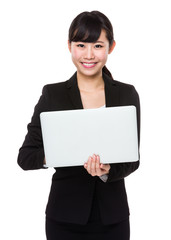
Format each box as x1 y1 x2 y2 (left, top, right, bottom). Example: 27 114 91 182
100 164 110 171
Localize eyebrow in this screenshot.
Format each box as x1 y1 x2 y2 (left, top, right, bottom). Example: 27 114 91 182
75 40 105 44
95 41 105 43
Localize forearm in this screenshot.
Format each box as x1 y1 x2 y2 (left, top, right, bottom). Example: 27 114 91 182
18 144 45 170
107 160 140 183
17 86 50 171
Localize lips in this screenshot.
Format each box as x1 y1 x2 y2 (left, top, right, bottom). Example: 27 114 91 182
81 62 97 68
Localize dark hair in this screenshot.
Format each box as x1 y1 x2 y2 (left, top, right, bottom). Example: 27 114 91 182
68 11 114 79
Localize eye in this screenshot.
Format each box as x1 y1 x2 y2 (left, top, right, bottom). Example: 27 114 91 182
77 44 85 48
95 44 103 49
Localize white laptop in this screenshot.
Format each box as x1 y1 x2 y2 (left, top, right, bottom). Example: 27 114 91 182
40 106 139 168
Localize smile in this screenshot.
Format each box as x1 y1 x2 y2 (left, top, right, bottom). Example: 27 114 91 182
81 62 97 68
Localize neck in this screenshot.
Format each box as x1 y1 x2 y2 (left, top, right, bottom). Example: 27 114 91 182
77 71 104 92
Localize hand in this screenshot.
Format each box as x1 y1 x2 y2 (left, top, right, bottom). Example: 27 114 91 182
84 154 110 177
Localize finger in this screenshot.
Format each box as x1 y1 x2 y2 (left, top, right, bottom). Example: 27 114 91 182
96 155 100 163
91 155 96 176
87 156 92 172
84 163 87 168
95 155 101 176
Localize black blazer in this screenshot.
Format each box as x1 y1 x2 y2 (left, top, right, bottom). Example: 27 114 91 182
18 72 140 225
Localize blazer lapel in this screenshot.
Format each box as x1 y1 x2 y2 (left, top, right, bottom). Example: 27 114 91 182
103 73 120 107
66 72 83 109
66 72 120 109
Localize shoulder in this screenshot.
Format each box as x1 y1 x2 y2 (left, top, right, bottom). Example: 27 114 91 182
42 72 77 95
40 79 71 110
113 79 135 90
114 79 138 95
42 80 67 94
40 80 70 102
103 72 136 93
113 79 140 106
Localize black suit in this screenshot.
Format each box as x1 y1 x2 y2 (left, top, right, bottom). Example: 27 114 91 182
18 72 140 225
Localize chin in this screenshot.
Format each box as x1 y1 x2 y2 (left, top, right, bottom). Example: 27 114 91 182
78 69 102 78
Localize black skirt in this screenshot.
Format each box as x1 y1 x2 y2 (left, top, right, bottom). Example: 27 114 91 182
45 190 130 240
46 217 130 240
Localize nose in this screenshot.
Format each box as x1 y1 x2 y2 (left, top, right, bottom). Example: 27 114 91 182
84 45 95 60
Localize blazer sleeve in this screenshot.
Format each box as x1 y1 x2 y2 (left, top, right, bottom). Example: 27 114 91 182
107 85 141 183
17 86 50 170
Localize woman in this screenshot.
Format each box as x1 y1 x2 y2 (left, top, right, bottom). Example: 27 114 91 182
18 11 140 240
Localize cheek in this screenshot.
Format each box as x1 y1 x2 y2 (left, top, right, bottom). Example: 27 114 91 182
97 50 108 62
71 48 81 61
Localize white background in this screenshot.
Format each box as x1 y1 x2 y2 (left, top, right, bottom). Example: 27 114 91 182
0 0 171 239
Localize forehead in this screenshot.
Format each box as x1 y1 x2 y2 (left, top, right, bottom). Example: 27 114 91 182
97 29 108 41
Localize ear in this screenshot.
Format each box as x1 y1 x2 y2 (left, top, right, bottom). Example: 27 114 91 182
109 40 116 54
68 40 71 52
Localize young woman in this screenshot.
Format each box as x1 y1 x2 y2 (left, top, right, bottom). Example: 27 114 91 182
18 11 140 240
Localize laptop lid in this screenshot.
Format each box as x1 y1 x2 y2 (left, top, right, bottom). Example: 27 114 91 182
40 105 139 167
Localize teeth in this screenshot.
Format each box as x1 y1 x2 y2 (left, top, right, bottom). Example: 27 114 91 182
83 63 95 66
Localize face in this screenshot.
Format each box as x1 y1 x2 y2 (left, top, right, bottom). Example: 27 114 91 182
68 29 115 78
